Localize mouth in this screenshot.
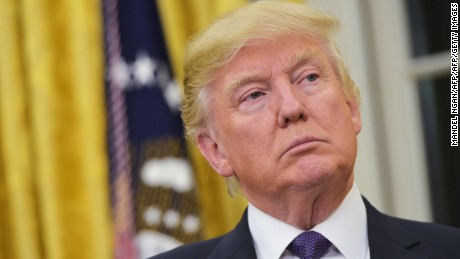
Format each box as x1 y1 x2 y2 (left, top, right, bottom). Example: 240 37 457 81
280 136 324 158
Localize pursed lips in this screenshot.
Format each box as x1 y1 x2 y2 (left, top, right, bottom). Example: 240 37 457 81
280 136 323 158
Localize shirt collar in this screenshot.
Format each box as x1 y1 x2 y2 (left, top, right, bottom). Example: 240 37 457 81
248 183 368 259
312 183 368 259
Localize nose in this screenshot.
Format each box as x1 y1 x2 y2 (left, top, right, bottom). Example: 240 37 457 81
276 82 307 128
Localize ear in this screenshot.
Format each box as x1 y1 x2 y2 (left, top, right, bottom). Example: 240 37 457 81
347 99 362 135
195 132 234 177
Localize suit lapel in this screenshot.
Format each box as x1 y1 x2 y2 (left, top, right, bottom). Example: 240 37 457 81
364 198 427 259
208 210 257 259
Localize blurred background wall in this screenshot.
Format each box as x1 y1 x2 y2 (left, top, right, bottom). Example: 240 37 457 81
0 0 458 258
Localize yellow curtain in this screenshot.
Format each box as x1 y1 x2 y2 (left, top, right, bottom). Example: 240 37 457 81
156 0 249 239
0 0 112 258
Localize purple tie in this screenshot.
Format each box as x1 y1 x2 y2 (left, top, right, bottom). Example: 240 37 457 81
287 231 332 259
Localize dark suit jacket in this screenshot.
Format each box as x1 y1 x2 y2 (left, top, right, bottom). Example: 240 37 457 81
151 198 460 259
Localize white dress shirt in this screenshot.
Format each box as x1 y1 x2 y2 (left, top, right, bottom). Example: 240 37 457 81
248 183 370 259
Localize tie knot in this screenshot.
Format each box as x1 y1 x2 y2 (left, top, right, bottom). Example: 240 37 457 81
287 231 332 259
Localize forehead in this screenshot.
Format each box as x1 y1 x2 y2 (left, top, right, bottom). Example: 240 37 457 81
237 35 326 64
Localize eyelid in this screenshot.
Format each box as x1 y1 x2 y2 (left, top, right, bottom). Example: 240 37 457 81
296 70 320 84
292 63 320 80
239 88 266 104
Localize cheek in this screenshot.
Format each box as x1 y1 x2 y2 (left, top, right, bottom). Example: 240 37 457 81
314 93 358 153
224 117 275 163
319 93 354 128
233 125 266 156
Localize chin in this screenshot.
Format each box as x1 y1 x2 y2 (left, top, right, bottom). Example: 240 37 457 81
294 160 351 187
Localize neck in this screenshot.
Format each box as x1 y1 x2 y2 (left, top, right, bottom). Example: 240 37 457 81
246 175 354 230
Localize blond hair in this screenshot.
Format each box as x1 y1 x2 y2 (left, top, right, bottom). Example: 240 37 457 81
181 1 360 196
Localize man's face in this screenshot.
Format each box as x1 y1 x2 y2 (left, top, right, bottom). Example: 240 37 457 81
197 35 361 205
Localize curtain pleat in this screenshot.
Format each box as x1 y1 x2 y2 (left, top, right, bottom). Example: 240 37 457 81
0 0 112 258
0 2 40 258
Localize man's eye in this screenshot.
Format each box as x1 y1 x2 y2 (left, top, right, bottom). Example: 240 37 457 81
305 73 319 82
246 91 264 100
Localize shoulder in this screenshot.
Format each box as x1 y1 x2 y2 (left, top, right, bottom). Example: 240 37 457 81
388 214 460 246
400 216 460 234
149 236 224 259
386 214 460 258
367 198 460 242
364 197 460 258
149 209 255 259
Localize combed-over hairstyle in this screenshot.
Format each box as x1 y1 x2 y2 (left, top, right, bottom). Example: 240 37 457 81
181 1 360 195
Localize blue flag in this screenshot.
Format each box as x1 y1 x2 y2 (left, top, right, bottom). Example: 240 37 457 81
103 0 203 257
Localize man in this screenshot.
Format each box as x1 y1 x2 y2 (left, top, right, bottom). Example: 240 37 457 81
152 1 460 258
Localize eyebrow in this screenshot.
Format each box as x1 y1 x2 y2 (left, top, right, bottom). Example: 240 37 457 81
224 49 326 95
287 49 325 73
225 73 267 95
